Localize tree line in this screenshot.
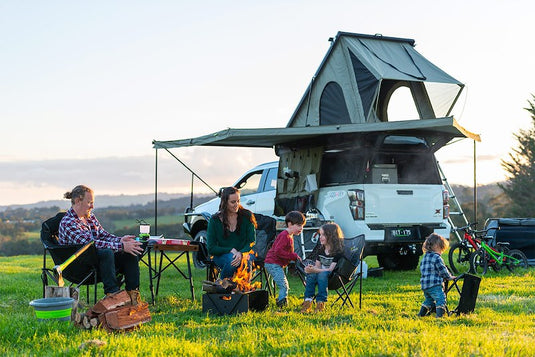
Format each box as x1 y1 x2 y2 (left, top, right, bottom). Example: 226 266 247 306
0 195 211 256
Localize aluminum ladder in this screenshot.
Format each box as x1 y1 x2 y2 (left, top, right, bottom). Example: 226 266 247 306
437 161 469 242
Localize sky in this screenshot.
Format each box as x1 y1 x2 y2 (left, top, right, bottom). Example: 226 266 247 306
1 0 534 206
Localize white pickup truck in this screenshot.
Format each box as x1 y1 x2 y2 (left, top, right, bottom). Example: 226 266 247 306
183 134 451 270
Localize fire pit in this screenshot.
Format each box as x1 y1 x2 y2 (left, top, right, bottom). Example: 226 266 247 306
201 251 269 315
202 290 269 315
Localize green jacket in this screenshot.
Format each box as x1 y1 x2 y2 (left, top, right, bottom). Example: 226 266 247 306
207 213 256 256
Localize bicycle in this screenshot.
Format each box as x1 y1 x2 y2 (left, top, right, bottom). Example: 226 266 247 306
448 223 486 274
470 237 529 275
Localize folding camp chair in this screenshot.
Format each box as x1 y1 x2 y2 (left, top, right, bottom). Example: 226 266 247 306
328 234 366 309
444 273 481 315
40 212 101 303
296 234 366 309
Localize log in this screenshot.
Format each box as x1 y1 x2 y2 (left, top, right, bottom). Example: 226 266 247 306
100 302 151 332
45 286 80 321
45 286 70 298
82 315 91 329
91 291 130 314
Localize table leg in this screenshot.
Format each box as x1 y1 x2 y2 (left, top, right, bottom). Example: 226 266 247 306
186 251 195 301
155 251 164 299
148 246 155 305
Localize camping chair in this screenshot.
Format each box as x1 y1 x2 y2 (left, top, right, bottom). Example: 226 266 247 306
251 214 277 297
444 273 481 316
297 234 366 309
190 240 220 282
328 234 366 309
40 212 101 303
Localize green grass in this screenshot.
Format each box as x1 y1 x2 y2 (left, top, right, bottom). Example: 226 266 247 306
0 254 534 356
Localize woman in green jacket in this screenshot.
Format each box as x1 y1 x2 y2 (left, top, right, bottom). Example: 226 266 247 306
207 187 257 279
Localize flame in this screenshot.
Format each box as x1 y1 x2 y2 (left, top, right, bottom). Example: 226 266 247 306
231 251 261 292
221 295 231 301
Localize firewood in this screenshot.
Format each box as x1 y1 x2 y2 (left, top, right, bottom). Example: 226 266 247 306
74 312 82 324
90 318 99 328
91 290 130 314
82 315 91 329
101 302 151 331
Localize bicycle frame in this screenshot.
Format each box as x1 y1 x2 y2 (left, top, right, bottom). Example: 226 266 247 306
460 230 481 251
479 240 522 266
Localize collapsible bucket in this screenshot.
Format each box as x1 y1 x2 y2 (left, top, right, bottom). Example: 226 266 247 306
29 297 74 321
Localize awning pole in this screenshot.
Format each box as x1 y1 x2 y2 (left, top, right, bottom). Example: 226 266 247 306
473 140 477 228
155 148 158 235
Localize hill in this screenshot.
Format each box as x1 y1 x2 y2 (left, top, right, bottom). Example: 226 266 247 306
0 192 216 212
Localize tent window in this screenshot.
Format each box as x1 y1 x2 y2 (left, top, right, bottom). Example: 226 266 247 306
387 86 420 121
349 50 378 120
319 82 351 125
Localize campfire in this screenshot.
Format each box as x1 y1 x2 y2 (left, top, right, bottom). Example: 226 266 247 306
231 251 261 292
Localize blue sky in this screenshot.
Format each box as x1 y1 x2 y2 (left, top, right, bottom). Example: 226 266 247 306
1 0 534 205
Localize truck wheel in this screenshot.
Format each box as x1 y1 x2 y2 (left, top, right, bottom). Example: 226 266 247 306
192 230 208 269
377 254 399 270
377 252 420 270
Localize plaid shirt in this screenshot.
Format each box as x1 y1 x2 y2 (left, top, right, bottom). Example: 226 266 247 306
420 251 453 290
58 207 121 251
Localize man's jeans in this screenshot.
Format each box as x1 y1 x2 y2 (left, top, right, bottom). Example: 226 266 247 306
304 271 330 302
265 263 289 301
97 248 140 294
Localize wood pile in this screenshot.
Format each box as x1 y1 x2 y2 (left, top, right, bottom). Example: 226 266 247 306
74 290 151 332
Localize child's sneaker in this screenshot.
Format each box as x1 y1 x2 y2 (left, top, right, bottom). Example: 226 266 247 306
315 301 325 312
276 297 288 307
301 300 312 313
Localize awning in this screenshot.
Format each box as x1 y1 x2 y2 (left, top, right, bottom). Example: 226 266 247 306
153 117 480 150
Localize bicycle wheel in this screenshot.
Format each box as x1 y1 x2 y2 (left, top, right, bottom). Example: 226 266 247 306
505 249 529 274
470 250 488 275
448 243 473 274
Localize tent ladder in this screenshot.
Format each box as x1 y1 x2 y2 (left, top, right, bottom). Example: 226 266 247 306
437 161 469 242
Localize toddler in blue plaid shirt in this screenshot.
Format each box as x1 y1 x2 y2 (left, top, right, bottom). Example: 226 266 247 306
418 233 455 318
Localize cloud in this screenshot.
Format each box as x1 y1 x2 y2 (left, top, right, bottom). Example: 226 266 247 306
0 147 278 206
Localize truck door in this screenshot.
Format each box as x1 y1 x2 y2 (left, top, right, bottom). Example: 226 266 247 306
236 166 277 216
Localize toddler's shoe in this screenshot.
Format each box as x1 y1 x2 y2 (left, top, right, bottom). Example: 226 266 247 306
276 297 288 308
301 300 312 313
436 306 447 318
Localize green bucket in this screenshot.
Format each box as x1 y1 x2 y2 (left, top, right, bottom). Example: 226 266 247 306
29 297 75 321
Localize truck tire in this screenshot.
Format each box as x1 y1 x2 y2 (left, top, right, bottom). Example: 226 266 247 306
192 230 208 269
377 252 420 270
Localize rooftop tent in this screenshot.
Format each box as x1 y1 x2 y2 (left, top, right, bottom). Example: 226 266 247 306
287 32 464 127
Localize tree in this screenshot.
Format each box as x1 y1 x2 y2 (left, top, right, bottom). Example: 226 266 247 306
499 94 535 216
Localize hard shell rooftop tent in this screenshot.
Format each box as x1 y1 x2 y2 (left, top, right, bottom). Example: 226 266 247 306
153 31 478 152
287 32 464 127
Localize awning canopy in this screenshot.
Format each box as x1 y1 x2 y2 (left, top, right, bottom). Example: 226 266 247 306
153 117 480 151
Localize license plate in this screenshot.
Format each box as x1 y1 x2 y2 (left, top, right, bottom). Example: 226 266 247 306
392 229 412 238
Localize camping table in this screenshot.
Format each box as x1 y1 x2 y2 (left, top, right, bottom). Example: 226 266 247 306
146 242 199 303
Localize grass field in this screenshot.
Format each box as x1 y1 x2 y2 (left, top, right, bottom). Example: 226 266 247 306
0 254 534 356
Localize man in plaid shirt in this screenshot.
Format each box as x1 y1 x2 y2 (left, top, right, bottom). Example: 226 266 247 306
418 233 455 318
58 185 144 304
